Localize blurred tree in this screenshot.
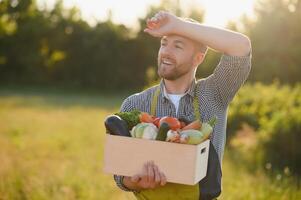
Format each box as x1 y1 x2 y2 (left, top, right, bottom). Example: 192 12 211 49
2 0 299 90
0 0 146 90
243 0 301 84
0 0 49 84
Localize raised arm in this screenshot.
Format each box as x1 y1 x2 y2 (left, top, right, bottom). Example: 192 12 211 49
144 11 251 56
145 11 252 107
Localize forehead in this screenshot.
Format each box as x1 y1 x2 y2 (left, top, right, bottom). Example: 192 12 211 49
161 34 194 46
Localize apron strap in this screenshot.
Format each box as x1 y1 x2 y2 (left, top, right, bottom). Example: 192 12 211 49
150 83 201 121
193 85 201 121
151 86 160 116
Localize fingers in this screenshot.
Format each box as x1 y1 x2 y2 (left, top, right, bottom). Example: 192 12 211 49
154 11 167 20
154 165 161 185
147 11 168 28
143 28 162 38
160 171 167 186
144 11 171 38
146 18 159 29
154 11 167 21
148 161 167 187
141 161 149 183
150 16 159 23
137 161 167 189
131 174 141 183
147 161 155 183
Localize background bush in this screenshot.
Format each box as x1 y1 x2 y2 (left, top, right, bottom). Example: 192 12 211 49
228 83 301 175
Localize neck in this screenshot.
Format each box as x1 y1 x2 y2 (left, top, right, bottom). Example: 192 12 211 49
164 73 195 94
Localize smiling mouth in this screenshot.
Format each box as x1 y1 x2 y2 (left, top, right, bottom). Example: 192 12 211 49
161 58 175 66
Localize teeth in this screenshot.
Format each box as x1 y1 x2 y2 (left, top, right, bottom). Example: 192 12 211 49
162 59 173 65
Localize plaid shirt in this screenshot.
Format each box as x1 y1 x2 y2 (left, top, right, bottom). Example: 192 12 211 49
114 52 252 192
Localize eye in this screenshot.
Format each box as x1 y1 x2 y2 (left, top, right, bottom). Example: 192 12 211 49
161 43 167 47
175 45 183 49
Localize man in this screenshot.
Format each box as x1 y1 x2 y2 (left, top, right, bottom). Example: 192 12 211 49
113 11 251 200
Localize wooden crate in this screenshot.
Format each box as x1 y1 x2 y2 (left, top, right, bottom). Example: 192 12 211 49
103 134 210 185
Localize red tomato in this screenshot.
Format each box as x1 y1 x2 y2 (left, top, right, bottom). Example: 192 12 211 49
159 116 181 131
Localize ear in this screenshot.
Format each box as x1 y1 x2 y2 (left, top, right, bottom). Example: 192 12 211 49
193 52 205 67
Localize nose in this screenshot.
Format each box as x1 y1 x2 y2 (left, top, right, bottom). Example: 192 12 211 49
159 45 173 58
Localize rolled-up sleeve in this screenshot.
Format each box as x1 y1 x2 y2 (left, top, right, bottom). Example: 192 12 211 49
210 50 252 107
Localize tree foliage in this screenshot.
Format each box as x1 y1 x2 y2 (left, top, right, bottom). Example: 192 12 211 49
243 0 301 84
0 0 300 91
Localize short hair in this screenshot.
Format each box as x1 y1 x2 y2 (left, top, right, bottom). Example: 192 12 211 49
182 17 208 54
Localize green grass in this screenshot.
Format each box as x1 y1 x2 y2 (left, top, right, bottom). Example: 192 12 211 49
0 88 300 200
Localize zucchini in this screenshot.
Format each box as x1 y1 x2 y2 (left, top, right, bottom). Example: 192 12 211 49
156 122 170 141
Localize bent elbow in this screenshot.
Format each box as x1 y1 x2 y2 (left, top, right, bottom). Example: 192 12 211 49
226 35 252 56
240 35 251 56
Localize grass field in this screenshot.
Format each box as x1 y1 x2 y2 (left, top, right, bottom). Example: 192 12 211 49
0 88 300 200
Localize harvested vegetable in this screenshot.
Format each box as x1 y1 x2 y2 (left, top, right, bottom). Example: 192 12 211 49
156 122 170 141
200 116 217 140
166 130 181 142
139 112 154 123
104 115 131 137
180 130 204 144
180 121 186 129
182 119 202 131
105 112 217 145
115 110 141 129
159 116 181 131
153 117 161 128
131 123 158 140
180 134 189 144
142 124 158 140
178 117 190 126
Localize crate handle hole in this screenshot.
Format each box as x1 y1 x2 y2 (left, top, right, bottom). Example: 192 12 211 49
201 148 206 154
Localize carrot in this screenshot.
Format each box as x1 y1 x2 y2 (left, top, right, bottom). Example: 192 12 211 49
139 112 154 123
181 119 202 130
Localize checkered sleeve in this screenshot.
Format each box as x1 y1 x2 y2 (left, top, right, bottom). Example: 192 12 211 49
211 50 252 107
120 96 135 112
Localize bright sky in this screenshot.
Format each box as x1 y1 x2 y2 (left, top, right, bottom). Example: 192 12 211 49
37 0 256 28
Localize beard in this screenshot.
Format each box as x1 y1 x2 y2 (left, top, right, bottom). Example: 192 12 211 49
157 58 194 81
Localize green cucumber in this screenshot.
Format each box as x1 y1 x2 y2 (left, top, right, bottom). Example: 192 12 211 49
156 122 170 141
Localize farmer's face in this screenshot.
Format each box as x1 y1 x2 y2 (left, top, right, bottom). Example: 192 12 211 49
157 35 198 80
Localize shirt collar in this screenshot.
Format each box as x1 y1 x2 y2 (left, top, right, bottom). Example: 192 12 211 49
159 78 197 102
